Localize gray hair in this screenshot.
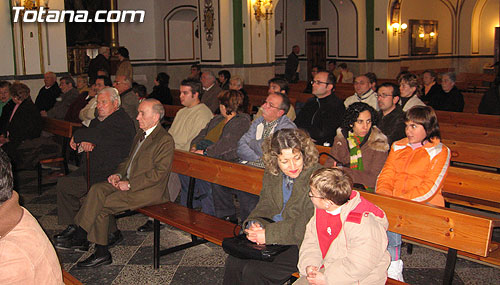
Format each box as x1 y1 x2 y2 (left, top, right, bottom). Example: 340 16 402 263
144 98 165 120
442 72 456 83
98 87 121 106
0 149 13 205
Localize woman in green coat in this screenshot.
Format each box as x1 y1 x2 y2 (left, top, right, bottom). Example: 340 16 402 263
223 128 323 285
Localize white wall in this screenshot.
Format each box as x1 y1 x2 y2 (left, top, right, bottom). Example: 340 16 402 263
0 0 67 76
400 0 453 56
0 3 15 75
478 0 499 55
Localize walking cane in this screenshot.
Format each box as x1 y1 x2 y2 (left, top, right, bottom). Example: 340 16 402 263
86 151 90 192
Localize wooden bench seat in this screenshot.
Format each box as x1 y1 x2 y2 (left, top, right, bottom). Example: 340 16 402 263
137 150 499 284
38 118 82 195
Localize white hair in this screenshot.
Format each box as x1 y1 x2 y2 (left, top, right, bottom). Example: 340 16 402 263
98 87 121 106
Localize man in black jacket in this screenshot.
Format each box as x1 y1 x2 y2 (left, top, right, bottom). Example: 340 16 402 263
294 71 344 145
53 87 136 249
376 82 406 146
35 72 61 113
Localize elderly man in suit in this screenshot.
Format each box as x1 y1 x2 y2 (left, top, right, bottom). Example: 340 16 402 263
200 71 222 113
58 98 174 268
53 87 136 250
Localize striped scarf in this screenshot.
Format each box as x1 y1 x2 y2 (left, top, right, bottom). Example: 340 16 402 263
347 132 364 171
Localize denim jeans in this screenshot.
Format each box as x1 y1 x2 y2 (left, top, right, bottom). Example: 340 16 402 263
387 231 401 261
179 174 215 216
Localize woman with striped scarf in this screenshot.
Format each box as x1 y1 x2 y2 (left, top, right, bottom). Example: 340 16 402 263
324 102 389 191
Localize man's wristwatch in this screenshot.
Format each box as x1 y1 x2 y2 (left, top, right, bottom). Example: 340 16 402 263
127 183 131 189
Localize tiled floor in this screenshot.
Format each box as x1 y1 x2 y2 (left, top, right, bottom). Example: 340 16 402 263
17 169 500 285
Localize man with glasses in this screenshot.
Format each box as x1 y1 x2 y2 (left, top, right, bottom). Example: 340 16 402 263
376 82 405 146
113 75 139 130
253 77 296 121
344 74 379 110
294 71 344 145
238 92 295 168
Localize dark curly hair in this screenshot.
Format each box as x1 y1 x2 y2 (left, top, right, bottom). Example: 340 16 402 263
341 102 377 136
262 129 318 176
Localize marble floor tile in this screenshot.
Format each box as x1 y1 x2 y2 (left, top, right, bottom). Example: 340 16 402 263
127 246 185 266
112 264 177 285
404 268 464 285
69 264 124 285
401 244 447 268
109 245 141 265
116 230 149 246
38 214 67 230
28 193 57 204
181 243 227 267
456 267 500 284
22 203 56 216
170 266 225 285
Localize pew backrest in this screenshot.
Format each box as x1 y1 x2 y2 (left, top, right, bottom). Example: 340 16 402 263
170 150 499 259
42 117 81 138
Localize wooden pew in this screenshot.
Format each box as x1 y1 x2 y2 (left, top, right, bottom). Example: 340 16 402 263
138 150 499 284
456 73 496 93
38 118 82 195
435 110 500 129
63 269 82 285
440 123 500 146
442 139 500 169
163 104 183 119
317 144 500 213
442 167 500 213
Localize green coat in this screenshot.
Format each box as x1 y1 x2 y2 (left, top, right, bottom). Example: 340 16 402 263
245 163 323 247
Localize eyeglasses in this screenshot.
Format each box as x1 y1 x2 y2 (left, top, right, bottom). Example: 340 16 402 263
262 100 281 109
308 191 323 199
376 94 394 98
311 80 330 86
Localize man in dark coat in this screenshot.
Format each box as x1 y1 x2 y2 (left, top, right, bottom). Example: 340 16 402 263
46 76 79 119
294 71 345 145
376 82 406 146
53 87 136 250
88 46 111 84
35 72 61 112
285 45 300 83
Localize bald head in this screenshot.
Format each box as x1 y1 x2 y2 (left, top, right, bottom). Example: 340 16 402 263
44 72 56 88
136 99 163 131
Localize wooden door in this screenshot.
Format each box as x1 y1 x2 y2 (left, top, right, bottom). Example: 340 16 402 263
306 31 326 80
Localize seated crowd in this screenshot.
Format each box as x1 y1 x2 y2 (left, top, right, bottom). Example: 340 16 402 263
3 56 494 284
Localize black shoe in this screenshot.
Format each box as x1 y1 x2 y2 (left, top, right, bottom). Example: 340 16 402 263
77 252 112 268
55 238 89 252
108 230 123 248
137 220 165 233
54 225 77 242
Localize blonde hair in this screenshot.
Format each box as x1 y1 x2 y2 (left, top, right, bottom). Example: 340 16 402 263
262 128 318 176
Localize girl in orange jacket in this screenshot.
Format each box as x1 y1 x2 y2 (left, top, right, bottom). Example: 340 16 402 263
376 106 451 281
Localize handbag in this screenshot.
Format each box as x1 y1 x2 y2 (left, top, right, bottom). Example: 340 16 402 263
222 218 291 262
